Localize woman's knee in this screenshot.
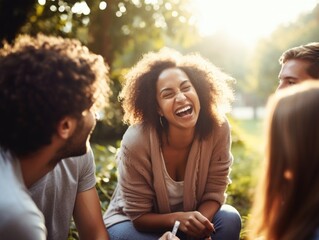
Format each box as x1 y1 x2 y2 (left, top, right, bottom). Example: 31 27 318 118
107 221 161 240
214 204 242 229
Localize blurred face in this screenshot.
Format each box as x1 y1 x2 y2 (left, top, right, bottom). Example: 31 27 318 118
156 68 200 131
61 109 96 158
277 59 312 90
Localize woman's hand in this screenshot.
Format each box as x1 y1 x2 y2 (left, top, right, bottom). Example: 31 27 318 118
176 211 215 238
159 231 180 240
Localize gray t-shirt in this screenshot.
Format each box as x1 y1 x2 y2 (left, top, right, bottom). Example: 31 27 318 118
0 149 47 240
29 148 96 240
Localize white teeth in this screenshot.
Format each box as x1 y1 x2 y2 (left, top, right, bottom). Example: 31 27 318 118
176 106 191 114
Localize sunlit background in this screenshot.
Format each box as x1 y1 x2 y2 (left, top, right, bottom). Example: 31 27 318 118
2 1 319 239
34 0 319 47
15 0 319 128
191 0 318 46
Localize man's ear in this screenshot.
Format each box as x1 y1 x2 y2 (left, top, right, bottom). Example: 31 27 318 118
56 116 77 140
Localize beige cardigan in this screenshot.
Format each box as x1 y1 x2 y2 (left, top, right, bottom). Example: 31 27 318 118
104 120 233 228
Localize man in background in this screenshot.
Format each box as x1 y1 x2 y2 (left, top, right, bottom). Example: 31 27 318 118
277 42 319 90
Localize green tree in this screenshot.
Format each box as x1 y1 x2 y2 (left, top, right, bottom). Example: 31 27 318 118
20 0 198 67
247 4 319 104
88 0 198 68
19 0 199 139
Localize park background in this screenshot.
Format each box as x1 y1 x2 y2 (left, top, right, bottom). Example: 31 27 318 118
1 0 319 239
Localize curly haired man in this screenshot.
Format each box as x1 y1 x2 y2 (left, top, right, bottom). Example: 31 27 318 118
0 34 110 240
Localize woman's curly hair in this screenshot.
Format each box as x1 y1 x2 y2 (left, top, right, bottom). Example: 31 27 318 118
0 34 111 156
120 47 234 139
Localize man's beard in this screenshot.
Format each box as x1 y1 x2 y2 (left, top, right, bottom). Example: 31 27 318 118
49 117 94 167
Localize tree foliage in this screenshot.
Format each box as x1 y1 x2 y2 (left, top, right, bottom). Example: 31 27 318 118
88 0 198 67
20 0 198 67
247 4 319 104
16 0 199 139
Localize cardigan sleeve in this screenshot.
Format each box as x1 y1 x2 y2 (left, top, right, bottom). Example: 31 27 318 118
116 125 156 221
201 118 233 205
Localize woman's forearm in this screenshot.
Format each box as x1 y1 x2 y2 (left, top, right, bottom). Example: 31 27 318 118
197 200 220 221
133 212 179 232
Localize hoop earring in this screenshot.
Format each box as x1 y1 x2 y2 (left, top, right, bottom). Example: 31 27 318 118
159 116 164 128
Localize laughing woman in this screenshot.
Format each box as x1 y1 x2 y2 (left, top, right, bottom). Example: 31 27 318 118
104 48 241 240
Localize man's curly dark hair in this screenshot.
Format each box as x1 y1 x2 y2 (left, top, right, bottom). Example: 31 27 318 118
120 47 234 140
0 34 111 156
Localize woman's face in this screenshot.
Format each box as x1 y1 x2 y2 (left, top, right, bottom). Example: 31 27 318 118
156 68 200 131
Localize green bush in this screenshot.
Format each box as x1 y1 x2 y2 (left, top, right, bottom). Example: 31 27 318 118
227 118 264 239
94 143 120 212
68 142 119 239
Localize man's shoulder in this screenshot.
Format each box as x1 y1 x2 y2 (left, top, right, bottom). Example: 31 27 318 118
31 148 94 187
0 175 45 234
0 195 46 240
0 189 43 219
29 147 95 199
63 147 94 166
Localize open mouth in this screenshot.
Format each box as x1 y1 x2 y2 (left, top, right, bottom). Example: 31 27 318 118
175 105 193 117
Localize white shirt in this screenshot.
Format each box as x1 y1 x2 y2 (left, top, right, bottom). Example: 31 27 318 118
161 150 184 211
